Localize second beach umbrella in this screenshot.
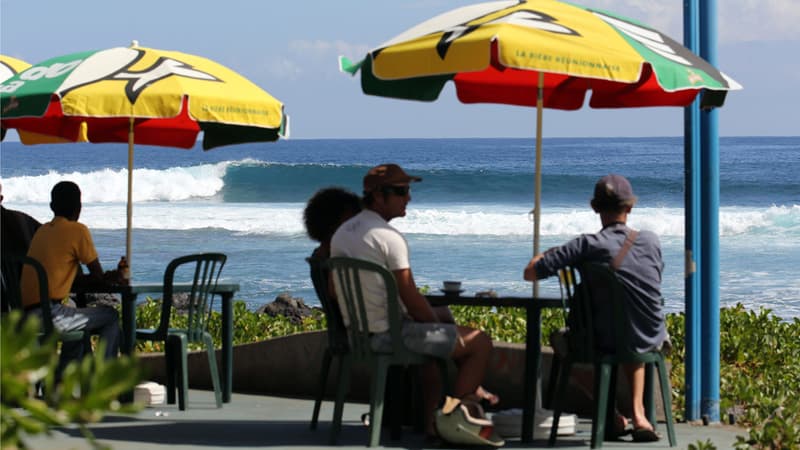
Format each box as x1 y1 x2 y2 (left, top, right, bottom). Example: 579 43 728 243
1 42 289 268
340 0 741 286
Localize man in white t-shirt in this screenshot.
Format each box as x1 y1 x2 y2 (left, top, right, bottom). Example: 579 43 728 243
331 163 494 438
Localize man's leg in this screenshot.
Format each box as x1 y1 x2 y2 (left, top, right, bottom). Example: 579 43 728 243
414 324 491 436
52 303 122 359
623 362 654 431
79 305 122 358
450 326 492 399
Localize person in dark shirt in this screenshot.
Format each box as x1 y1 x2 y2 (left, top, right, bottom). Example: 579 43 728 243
1 182 42 312
523 174 666 441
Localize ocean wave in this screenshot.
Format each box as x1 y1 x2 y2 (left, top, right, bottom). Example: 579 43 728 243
9 202 798 240
2 162 230 203
3 158 798 207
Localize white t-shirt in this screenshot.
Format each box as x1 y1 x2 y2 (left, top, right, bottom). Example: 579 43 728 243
330 209 410 332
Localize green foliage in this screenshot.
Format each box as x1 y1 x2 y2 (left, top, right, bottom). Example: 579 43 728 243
1 311 143 450
689 439 718 450
667 304 800 449
134 297 326 352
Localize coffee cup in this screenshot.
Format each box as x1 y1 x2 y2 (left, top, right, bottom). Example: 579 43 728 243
442 281 462 292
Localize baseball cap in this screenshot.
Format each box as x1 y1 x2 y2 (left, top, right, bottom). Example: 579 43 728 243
591 174 637 210
363 163 421 193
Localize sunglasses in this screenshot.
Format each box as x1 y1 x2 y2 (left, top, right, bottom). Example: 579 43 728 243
381 185 410 196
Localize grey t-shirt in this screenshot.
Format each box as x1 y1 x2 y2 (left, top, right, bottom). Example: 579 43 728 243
534 222 667 353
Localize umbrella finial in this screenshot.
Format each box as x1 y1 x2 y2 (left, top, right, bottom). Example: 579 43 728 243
130 40 139 48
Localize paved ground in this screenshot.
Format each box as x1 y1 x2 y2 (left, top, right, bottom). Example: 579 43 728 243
22 390 744 449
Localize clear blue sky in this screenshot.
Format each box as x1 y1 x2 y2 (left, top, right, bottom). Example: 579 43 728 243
1 0 797 138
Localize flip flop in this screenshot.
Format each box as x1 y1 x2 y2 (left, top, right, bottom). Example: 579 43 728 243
631 427 661 442
605 427 632 441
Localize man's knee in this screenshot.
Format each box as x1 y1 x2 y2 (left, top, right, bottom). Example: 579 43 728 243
459 327 492 354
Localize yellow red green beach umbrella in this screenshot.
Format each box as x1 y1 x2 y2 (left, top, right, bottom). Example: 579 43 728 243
340 0 741 277
341 0 740 107
0 42 289 265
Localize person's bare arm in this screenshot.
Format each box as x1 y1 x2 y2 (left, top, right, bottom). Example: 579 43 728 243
85 258 105 280
393 268 438 323
84 258 127 285
523 254 544 281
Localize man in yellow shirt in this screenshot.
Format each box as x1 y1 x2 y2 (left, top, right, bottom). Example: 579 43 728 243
22 181 124 372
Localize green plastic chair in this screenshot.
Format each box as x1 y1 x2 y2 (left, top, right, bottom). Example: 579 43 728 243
306 256 350 430
325 256 449 447
548 263 676 448
136 253 226 411
1 253 85 343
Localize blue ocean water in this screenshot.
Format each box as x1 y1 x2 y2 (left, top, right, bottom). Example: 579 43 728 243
2 137 798 317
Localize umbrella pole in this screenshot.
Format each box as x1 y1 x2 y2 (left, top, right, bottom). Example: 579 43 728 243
126 116 134 271
533 72 544 298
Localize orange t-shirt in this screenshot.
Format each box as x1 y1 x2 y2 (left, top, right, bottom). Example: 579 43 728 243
21 217 98 308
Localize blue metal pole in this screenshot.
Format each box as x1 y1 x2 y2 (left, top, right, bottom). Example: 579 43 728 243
683 0 702 422
699 0 721 423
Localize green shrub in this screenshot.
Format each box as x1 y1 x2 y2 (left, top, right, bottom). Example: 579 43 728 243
134 297 325 352
1 311 143 450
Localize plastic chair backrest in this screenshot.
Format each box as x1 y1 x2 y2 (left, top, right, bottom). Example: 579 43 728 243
153 253 226 342
577 262 639 359
306 256 348 353
2 253 56 336
559 265 597 362
325 256 407 360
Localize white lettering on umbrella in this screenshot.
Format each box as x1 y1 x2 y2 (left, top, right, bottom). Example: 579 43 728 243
593 12 692 66
19 60 84 81
0 81 23 93
0 60 84 94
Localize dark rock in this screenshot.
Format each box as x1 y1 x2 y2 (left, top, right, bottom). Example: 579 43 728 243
257 292 313 324
171 292 192 313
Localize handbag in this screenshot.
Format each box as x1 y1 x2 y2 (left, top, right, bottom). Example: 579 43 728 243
434 396 505 447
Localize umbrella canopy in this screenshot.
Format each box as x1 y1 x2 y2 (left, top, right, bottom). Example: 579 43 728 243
341 0 740 108
1 54 88 145
1 43 287 148
1 42 288 266
340 0 741 284
1 55 31 141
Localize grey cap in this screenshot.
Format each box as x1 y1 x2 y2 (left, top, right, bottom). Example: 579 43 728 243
591 174 637 210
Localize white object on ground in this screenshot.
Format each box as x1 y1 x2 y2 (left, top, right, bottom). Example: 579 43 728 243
134 381 166 406
490 407 577 439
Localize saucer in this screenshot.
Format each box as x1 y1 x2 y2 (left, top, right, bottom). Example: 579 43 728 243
440 289 464 295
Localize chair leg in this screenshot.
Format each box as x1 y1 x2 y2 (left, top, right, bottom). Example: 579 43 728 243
548 358 573 447
545 354 561 410
203 333 222 408
644 361 656 427
592 363 613 449
329 355 352 446
164 339 177 405
656 359 677 447
386 366 404 441
310 349 333 430
168 334 189 411
368 358 390 447
603 366 618 440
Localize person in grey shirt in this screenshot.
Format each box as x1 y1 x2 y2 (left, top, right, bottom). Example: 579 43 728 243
523 174 666 441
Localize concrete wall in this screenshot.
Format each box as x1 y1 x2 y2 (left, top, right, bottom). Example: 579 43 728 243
137 331 668 419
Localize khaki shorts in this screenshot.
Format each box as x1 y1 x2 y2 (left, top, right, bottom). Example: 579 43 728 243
370 321 458 359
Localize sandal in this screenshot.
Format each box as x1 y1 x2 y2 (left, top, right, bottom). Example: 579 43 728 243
631 427 661 442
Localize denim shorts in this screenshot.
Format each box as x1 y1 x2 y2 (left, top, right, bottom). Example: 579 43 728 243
370 321 458 359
